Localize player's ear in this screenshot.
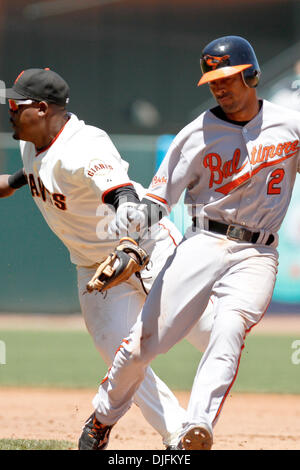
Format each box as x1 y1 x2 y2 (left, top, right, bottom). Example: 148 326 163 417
37 101 49 116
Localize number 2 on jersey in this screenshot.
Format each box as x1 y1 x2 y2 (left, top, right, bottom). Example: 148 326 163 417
267 168 285 195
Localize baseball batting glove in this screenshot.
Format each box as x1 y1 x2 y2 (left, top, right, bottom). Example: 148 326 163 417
86 237 150 293
108 202 147 239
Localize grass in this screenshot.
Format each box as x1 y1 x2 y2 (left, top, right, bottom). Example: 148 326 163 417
0 439 75 450
233 334 300 394
154 334 300 394
0 329 299 394
0 330 103 388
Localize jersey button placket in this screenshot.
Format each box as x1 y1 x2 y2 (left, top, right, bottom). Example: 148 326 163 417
243 129 254 176
243 131 254 210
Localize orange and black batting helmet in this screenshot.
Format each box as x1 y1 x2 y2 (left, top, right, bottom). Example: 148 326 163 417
198 35 260 88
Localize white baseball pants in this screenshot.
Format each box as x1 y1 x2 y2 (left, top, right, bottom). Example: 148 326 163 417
77 229 214 446
92 230 278 439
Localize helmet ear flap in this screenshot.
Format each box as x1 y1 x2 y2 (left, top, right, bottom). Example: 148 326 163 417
243 70 260 88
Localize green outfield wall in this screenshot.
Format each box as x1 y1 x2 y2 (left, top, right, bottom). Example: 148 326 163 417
1 133 300 313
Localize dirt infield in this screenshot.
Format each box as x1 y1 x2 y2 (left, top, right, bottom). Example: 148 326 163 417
0 313 299 450
1 312 300 333
0 387 299 450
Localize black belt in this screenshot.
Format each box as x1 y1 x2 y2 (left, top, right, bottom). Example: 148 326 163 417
192 218 274 246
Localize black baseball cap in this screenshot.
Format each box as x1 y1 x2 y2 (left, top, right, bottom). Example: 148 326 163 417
4 68 69 106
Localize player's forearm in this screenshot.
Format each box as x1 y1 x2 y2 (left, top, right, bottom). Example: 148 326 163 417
0 174 16 198
0 168 28 198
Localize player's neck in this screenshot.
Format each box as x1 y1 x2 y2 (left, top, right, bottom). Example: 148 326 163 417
34 114 69 152
223 94 260 123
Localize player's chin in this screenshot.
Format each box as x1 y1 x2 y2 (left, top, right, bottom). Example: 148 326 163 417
12 132 20 141
11 126 21 140
218 100 238 114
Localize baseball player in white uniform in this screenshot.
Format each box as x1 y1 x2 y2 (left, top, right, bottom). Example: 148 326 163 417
0 68 214 450
81 36 300 450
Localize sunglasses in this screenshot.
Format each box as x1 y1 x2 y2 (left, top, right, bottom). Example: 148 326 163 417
8 99 35 111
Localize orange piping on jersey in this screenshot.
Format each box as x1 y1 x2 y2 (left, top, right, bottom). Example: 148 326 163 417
145 193 171 212
35 117 70 157
216 151 298 195
158 222 178 247
101 183 134 203
212 300 271 426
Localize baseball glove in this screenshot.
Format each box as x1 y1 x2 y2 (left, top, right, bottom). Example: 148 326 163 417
86 237 150 293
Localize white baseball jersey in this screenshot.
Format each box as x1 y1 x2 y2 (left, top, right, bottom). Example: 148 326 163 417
146 99 300 242
19 113 174 266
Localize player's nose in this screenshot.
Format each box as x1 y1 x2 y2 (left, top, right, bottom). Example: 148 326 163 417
210 78 227 90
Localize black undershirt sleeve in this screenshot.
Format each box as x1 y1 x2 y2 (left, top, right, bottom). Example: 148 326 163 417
8 168 28 189
103 185 140 209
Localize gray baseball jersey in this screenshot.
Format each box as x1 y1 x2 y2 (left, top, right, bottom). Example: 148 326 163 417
146 99 300 240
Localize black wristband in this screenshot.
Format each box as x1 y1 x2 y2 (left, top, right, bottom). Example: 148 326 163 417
8 169 28 189
103 185 140 210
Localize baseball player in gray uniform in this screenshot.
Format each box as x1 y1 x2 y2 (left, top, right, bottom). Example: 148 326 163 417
79 35 300 450
0 68 214 450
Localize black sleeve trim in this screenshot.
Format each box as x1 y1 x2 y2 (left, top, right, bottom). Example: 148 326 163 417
8 168 28 189
103 185 140 210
